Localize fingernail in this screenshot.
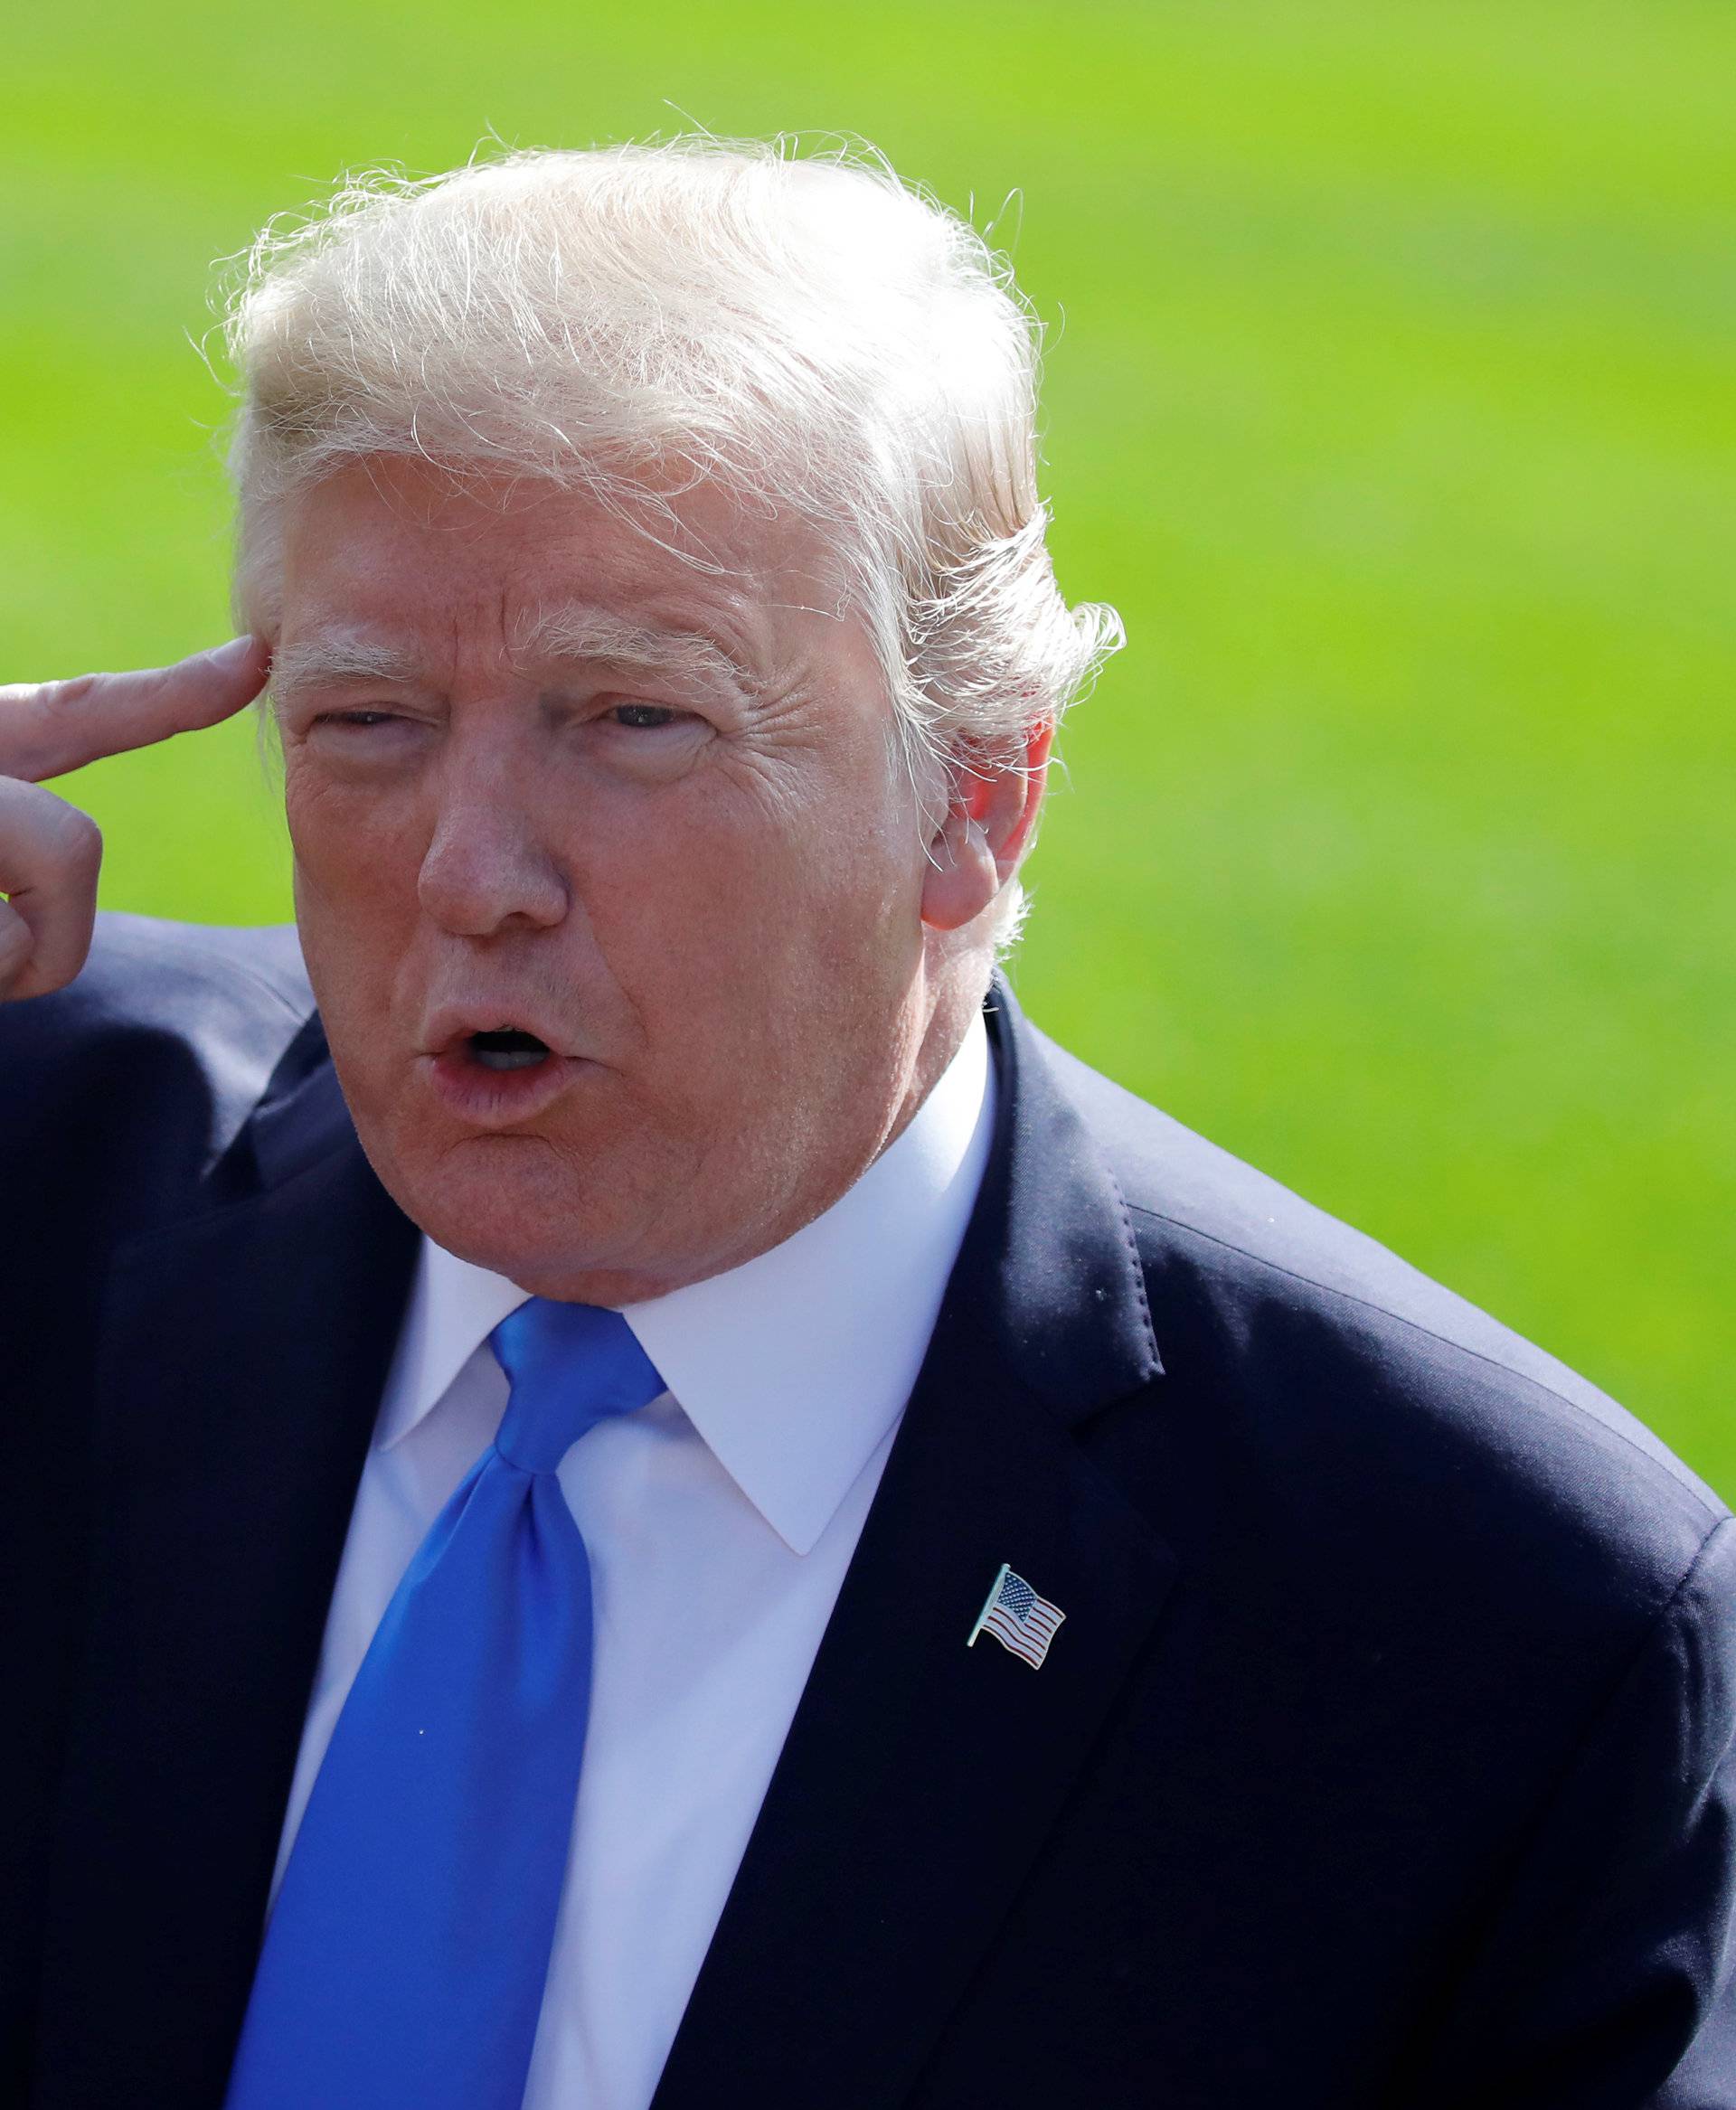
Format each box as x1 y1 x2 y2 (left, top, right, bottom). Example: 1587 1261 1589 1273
205 635 257 670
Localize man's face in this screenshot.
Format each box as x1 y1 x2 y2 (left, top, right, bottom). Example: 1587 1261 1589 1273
271 458 940 1302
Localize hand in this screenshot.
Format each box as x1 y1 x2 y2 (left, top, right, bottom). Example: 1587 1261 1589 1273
0 636 269 1001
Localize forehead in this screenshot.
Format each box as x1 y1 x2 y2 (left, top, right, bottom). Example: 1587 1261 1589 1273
273 457 846 675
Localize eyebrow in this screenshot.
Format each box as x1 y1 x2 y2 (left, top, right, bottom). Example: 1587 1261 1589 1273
511 606 757 699
269 635 424 703
268 610 758 706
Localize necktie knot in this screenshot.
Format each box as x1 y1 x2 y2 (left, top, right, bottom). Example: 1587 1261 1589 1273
488 1298 665 1473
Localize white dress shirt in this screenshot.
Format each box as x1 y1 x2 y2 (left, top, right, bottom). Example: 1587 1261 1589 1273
271 1014 994 2110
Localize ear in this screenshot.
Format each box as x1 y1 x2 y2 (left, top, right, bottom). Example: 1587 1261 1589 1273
920 719 1055 935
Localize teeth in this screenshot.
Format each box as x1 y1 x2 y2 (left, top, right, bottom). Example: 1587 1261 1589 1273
468 1027 551 1071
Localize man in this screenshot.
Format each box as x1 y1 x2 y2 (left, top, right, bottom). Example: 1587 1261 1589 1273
2 139 1732 2110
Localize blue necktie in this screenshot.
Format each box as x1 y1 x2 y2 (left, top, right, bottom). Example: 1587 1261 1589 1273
223 1299 665 2110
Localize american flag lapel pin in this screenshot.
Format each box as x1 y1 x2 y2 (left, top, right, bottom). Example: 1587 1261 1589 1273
967 1562 1066 1669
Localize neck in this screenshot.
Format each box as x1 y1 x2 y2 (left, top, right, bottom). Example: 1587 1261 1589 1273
877 951 990 1165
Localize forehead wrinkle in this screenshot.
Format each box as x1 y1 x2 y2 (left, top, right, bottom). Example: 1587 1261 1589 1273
510 603 755 697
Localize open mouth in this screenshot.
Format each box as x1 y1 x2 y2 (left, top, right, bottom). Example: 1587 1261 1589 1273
467 1027 553 1071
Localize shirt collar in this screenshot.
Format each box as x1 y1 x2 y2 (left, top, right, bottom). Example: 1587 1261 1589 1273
375 1013 995 1555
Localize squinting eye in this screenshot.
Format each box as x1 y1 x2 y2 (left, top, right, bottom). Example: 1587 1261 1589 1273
316 710 402 730
608 703 681 730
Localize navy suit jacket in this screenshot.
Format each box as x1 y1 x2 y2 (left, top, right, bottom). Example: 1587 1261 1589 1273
4 914 1735 2109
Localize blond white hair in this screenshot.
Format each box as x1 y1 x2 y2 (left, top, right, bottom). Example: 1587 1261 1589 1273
224 138 1122 937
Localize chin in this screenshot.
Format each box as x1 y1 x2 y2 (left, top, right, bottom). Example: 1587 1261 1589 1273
371 1123 679 1301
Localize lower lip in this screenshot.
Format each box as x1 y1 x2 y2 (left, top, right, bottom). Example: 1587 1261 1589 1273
424 1048 590 1127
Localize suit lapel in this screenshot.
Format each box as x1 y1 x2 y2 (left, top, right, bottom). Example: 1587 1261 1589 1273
34 1024 417 2110
652 990 1177 2110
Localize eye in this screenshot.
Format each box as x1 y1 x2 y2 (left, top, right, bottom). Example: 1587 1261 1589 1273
297 707 427 761
606 702 684 730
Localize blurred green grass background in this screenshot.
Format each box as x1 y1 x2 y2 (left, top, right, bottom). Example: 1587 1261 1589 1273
5 2 1731 1485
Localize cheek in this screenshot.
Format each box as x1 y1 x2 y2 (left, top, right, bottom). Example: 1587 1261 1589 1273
593 763 919 1023
284 763 422 908
282 766 429 1019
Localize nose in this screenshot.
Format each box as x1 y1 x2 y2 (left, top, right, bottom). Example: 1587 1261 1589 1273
417 772 570 937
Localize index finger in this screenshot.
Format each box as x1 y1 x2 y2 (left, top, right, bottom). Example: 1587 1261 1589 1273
0 635 270 785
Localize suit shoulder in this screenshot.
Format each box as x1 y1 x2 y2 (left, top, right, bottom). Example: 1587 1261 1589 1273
15 910 313 1039
1034 1025 1726 1621
0 912 315 1209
